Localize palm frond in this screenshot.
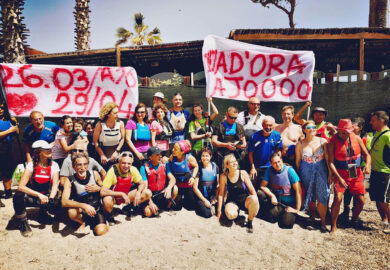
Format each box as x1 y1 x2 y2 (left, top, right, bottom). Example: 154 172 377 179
134 13 145 27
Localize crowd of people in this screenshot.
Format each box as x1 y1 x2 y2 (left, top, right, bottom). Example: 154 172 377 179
0 91 389 237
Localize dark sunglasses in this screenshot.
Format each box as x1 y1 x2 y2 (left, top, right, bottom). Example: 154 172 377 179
72 149 84 153
227 115 237 120
136 111 146 114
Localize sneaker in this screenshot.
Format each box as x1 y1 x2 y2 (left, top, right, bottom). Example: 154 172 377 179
18 220 33 237
107 216 121 226
246 220 254 233
383 222 390 234
4 189 12 199
38 211 54 224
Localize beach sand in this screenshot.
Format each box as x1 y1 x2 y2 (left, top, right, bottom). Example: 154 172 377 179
0 188 389 270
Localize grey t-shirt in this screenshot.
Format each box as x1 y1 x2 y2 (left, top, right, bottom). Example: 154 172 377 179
60 156 104 177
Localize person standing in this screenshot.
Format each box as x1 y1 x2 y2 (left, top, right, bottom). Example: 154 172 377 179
23 111 59 163
167 92 190 146
328 119 371 233
369 111 390 234
236 97 265 141
0 102 19 202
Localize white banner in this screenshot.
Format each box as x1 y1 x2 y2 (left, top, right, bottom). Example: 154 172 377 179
0 63 138 118
202 35 315 102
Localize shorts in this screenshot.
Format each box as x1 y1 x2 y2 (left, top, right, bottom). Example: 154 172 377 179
82 208 106 229
152 191 170 210
333 177 366 196
369 171 390 203
226 194 247 210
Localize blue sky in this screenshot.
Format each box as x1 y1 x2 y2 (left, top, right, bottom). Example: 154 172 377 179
22 0 371 53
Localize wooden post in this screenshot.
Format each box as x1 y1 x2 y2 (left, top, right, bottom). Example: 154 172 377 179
191 72 194 86
359 37 364 80
116 45 121 67
336 64 340 82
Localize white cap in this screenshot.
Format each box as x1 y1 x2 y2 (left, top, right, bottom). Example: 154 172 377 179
153 92 165 99
32 140 53 150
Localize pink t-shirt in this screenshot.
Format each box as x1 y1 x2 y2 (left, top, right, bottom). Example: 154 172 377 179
52 128 73 160
125 120 151 153
151 120 169 151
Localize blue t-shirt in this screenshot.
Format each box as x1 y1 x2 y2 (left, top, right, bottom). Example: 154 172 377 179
248 130 282 168
263 165 299 206
140 162 171 182
23 121 59 146
167 109 190 143
0 119 12 143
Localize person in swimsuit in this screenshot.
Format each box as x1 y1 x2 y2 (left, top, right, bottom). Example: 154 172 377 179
295 120 331 232
218 154 259 233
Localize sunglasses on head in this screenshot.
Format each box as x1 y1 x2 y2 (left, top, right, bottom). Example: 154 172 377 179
306 125 316 130
120 151 134 158
72 149 84 153
227 115 237 120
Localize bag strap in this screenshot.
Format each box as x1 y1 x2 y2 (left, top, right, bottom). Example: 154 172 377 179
370 130 390 152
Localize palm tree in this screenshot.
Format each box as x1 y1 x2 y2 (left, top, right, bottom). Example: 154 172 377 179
0 0 29 63
74 0 91 50
369 0 388 27
116 12 162 46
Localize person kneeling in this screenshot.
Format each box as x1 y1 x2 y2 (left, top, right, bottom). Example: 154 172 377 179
62 153 108 236
101 151 151 222
258 153 302 229
140 147 178 217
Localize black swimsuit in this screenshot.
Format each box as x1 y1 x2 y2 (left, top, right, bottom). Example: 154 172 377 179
226 171 248 210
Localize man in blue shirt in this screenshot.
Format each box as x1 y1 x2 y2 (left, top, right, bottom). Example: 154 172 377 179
249 115 282 189
258 153 302 228
23 111 59 163
167 92 190 145
140 146 177 216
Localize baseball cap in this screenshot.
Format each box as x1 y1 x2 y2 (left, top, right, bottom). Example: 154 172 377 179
32 140 53 150
153 92 165 99
147 146 162 157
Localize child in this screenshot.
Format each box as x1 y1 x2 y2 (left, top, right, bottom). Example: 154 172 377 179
70 118 88 145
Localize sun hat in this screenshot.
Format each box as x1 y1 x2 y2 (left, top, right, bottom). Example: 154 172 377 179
337 119 354 133
311 107 328 117
32 140 53 150
153 92 165 99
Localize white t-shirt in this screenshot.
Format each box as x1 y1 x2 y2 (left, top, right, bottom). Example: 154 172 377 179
26 161 60 179
52 128 73 160
236 111 265 138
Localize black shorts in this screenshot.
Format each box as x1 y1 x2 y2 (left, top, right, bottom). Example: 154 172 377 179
152 191 170 210
82 208 106 229
226 194 247 210
369 171 390 203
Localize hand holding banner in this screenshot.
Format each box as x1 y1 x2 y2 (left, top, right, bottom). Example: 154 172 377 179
202 35 315 102
0 64 138 118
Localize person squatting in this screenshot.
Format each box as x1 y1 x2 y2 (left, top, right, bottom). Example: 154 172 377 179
1 92 389 236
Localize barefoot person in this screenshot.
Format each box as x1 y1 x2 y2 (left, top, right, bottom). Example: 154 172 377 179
140 146 178 217
328 119 371 233
369 111 390 234
295 121 331 232
101 152 151 223
13 140 60 237
62 153 108 236
218 154 259 233
258 153 302 229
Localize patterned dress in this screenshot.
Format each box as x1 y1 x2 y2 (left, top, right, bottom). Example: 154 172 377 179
299 143 330 209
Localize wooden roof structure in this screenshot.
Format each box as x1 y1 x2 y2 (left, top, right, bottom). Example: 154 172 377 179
26 28 390 76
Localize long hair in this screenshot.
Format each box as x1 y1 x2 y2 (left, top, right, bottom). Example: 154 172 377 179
222 154 235 175
132 102 149 123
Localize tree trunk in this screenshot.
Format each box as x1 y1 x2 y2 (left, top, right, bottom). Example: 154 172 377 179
74 0 91 50
369 0 388 28
0 0 28 63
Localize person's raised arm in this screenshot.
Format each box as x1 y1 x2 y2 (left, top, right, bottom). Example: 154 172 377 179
207 97 219 121
294 101 311 125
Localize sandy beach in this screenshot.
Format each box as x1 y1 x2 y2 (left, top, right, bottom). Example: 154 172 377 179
0 186 389 270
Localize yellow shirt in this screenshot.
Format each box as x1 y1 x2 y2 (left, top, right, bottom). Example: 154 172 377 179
103 164 142 189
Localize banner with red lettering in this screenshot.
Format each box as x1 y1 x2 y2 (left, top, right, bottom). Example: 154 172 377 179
202 35 315 102
0 64 138 118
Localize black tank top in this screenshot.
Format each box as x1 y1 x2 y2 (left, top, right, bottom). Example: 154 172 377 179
226 171 247 202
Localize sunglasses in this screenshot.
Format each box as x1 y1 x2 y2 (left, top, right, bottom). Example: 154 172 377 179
136 111 146 114
120 151 134 158
306 125 316 130
249 102 260 106
72 149 84 153
227 115 237 120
